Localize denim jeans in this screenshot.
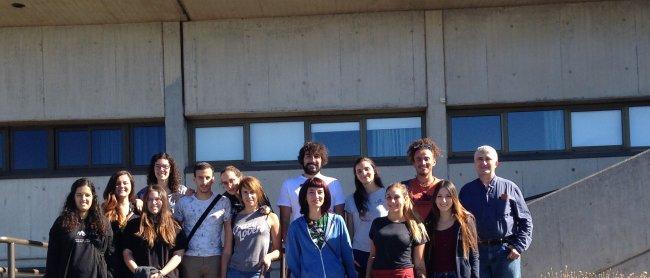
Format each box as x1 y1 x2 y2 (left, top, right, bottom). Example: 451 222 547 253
226 267 263 278
430 271 457 278
478 244 521 278
353 249 370 278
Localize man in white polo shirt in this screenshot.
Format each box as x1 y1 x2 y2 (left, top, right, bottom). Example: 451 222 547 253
277 141 345 239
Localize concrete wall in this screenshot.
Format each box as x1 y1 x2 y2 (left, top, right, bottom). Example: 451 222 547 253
0 23 165 122
523 150 650 276
444 0 650 105
449 156 628 197
183 11 427 116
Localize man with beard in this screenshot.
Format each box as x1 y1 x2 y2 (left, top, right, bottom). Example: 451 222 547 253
402 137 445 220
173 162 231 278
277 141 345 239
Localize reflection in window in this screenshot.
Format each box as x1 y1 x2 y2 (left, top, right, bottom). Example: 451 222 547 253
451 116 501 152
311 122 360 157
367 117 421 157
571 110 622 147
630 106 650 147
133 126 166 166
92 129 123 165
12 130 48 170
195 126 244 161
508 110 564 151
251 122 304 161
57 130 89 167
0 132 4 169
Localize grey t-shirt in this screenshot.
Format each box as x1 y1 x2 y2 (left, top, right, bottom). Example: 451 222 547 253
344 187 388 252
229 211 271 272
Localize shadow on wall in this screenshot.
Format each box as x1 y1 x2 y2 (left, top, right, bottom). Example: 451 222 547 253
523 150 650 276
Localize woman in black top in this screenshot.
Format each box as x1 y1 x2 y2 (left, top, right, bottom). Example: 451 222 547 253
102 170 138 278
123 185 186 278
46 178 113 278
424 180 479 278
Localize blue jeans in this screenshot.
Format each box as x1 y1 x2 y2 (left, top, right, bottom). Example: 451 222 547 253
478 244 521 278
353 249 369 278
430 271 457 278
226 267 263 278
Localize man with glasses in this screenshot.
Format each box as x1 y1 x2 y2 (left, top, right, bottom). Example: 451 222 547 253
459 145 533 278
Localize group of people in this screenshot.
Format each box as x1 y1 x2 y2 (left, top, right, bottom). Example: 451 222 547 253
45 138 533 278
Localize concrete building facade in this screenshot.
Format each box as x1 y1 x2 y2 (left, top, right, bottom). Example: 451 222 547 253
1 0 648 275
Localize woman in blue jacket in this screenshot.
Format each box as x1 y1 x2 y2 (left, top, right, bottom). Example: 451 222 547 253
285 177 356 278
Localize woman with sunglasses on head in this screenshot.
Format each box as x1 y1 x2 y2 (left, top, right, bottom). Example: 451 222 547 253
46 178 113 278
366 183 428 278
220 165 273 219
136 153 188 213
285 177 356 278
344 157 387 278
424 180 479 278
123 185 187 278
221 176 280 278
102 170 139 278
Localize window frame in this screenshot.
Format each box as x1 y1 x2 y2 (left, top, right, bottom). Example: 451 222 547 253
189 112 426 171
0 122 164 178
447 100 649 163
0 128 7 173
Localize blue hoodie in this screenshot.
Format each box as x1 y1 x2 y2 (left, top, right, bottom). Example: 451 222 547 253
285 213 356 278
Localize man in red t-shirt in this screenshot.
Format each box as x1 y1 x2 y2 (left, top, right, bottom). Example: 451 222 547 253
401 137 444 220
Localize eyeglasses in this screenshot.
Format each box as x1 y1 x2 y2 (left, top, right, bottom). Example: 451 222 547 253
154 164 171 170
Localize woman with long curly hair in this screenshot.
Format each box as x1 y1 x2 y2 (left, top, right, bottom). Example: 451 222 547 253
136 153 188 212
366 183 428 278
102 170 138 278
46 178 113 278
424 180 479 278
344 157 387 278
123 185 187 278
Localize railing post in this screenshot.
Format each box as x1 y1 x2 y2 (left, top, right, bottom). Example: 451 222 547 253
7 242 15 278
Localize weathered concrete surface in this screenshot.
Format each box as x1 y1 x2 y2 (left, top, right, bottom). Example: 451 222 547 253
522 150 650 276
0 23 165 122
163 22 189 169
444 0 649 105
183 11 426 117
450 156 628 197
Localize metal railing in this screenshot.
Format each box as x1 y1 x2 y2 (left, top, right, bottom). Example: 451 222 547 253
0 236 48 278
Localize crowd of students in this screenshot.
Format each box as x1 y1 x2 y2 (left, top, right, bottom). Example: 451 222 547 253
45 138 533 278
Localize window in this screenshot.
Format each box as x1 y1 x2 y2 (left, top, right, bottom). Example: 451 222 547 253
311 122 360 157
57 130 89 167
191 114 424 166
571 110 622 147
133 126 166 165
367 117 422 157
195 126 244 161
629 106 650 147
450 115 502 152
508 110 564 151
250 122 304 162
12 130 49 170
91 129 123 165
0 131 5 170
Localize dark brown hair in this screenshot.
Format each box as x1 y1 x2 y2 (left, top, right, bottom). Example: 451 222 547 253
147 153 182 193
406 137 442 164
298 177 331 218
298 141 329 166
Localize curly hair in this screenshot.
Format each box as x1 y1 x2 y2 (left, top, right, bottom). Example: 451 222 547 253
406 137 442 164
147 153 182 193
297 141 329 166
59 178 108 236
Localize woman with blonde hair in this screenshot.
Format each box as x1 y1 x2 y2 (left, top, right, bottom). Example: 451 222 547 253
123 185 186 278
102 170 138 278
366 183 428 278
221 176 281 277
424 180 479 278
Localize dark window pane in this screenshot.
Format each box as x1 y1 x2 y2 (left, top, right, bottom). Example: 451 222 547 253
12 130 48 170
0 133 4 169
57 130 89 167
451 116 501 152
92 129 123 165
133 126 165 166
367 117 421 157
311 123 360 157
508 111 565 151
